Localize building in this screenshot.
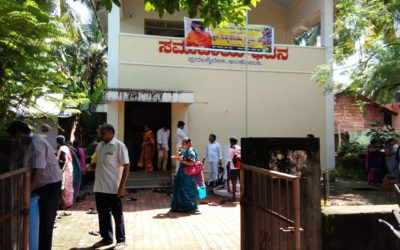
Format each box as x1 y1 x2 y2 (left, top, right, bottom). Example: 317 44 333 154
15 94 77 150
97 0 335 172
334 92 397 150
334 93 396 133
385 102 400 132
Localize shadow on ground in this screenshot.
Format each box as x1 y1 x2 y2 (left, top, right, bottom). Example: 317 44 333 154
326 178 397 206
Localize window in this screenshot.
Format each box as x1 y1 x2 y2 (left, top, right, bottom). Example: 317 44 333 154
145 19 184 37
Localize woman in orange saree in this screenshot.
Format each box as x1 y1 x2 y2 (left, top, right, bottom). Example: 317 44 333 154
138 125 155 172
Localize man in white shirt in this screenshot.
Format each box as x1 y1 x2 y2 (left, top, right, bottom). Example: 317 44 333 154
92 124 130 250
157 126 170 171
175 121 186 172
202 134 222 184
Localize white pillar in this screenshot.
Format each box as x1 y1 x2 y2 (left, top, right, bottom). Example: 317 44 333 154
108 3 120 89
107 3 120 136
107 101 119 138
321 0 335 170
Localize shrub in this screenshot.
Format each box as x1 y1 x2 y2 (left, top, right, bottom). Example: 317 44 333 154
366 125 400 146
337 142 366 160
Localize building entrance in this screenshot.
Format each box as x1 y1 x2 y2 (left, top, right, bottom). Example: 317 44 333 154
124 102 171 172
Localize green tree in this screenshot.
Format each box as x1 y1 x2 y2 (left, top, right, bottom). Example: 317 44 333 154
314 0 400 103
58 1 107 143
0 0 258 134
293 24 321 46
98 0 259 26
58 2 106 105
0 0 69 129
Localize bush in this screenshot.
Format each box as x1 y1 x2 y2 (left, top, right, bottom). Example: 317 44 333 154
335 157 367 180
336 142 367 180
337 142 366 160
366 125 400 146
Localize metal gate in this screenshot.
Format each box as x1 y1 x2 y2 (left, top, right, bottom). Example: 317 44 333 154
0 137 31 250
0 168 30 250
240 164 301 250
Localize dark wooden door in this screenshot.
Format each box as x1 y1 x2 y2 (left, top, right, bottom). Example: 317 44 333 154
124 102 171 171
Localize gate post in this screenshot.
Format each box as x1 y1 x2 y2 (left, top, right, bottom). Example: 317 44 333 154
293 177 301 250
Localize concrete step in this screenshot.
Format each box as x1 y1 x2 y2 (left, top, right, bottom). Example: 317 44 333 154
213 183 240 198
126 171 172 189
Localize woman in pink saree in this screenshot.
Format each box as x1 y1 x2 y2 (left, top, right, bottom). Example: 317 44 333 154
138 125 155 172
57 136 74 209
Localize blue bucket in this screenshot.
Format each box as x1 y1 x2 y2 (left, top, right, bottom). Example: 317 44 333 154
197 186 207 199
30 195 40 250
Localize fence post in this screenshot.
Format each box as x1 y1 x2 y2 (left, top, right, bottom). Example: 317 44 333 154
293 177 301 250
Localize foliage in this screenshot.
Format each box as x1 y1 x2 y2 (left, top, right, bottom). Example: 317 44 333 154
337 126 400 159
337 141 366 160
336 141 367 180
0 0 71 132
100 0 260 26
366 125 400 145
0 0 96 133
58 9 107 103
78 111 106 146
337 125 400 162
293 24 321 46
335 162 367 181
313 0 400 103
61 1 108 144
0 0 106 139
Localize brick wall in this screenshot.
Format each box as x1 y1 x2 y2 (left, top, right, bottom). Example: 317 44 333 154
334 94 384 133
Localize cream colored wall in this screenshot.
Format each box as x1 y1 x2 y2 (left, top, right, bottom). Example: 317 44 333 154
117 34 327 168
120 0 303 44
247 72 326 166
249 1 289 43
287 0 322 40
393 114 400 131
288 0 322 25
120 0 188 34
171 103 189 148
118 102 125 141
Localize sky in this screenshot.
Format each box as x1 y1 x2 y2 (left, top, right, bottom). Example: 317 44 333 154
66 0 91 24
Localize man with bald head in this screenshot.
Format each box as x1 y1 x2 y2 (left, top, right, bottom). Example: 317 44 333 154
91 124 130 250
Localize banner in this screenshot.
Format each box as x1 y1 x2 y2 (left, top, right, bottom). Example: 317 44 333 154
184 17 274 55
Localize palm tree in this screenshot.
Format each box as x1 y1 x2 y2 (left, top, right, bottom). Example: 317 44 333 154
293 24 321 46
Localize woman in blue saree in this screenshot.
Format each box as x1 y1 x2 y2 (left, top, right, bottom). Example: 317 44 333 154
170 137 198 212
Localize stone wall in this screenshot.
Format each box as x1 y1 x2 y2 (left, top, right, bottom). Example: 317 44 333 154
334 94 385 133
322 205 400 250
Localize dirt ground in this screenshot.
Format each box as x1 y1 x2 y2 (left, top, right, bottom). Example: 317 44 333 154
326 177 398 206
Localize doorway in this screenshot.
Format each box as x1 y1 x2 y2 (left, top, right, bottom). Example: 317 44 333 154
124 102 171 171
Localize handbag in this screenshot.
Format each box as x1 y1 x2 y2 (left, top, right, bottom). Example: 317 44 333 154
184 161 204 176
197 185 207 199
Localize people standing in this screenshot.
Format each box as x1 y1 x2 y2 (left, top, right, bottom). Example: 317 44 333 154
7 121 62 250
65 140 82 203
170 137 199 213
384 138 400 181
175 121 186 173
202 134 222 185
73 140 86 200
227 137 241 201
56 135 74 209
366 138 382 184
138 124 155 172
73 140 86 175
91 124 130 250
157 126 170 171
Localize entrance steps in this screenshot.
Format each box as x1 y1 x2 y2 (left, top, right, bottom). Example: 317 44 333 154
126 171 172 190
213 183 240 198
